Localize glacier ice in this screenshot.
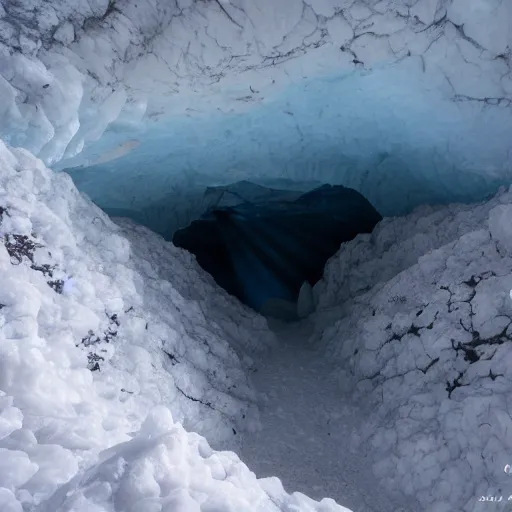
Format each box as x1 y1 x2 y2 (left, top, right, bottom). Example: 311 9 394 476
1 0 512 511
311 184 512 511
63 65 512 234
297 282 315 319
0 0 511 230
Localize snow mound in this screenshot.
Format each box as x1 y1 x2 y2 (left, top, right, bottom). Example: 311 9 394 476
2 141 361 511
38 406 348 512
314 185 512 511
315 193 512 309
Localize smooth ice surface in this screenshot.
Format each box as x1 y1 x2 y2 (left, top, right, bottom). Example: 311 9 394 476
0 141 349 512
1 0 512 230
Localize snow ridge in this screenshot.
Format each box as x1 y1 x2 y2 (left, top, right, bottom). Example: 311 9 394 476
314 186 512 511
0 141 349 511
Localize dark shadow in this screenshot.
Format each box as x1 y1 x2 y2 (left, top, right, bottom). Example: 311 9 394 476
173 182 382 320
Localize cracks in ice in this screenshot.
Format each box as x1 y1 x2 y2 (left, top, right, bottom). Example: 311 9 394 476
163 338 251 427
172 368 242 434
452 94 512 108
2 0 511 143
445 371 466 398
450 21 485 52
175 385 215 411
442 272 511 397
164 350 180 366
103 0 120 20
212 0 243 30
421 356 440 374
356 269 511 400
261 36 328 68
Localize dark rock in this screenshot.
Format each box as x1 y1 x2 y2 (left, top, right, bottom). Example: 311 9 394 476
47 279 65 293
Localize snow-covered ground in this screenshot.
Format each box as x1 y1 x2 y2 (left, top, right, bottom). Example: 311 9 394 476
3 136 512 512
0 141 347 511
238 320 418 512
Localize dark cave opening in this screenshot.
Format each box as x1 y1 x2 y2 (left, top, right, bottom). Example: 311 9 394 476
173 182 382 320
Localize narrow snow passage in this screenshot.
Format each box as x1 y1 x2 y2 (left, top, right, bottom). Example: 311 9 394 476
237 320 417 512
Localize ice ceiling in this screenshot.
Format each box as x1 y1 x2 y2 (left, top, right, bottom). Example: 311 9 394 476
1 0 512 234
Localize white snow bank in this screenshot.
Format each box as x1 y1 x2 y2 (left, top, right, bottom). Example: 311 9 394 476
314 185 512 511
37 406 348 512
314 192 512 309
0 141 353 512
0 138 275 450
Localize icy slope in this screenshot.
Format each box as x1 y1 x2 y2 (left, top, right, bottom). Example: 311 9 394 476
314 195 512 310
313 186 512 511
0 141 352 511
0 137 276 449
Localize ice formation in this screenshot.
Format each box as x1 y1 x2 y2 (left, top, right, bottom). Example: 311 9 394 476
0 142 347 512
312 185 512 511
1 0 512 511
1 0 512 230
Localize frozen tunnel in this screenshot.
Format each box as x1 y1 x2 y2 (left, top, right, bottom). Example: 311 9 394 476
1 1 512 511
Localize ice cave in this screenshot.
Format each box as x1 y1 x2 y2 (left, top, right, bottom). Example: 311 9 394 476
1 1 512 511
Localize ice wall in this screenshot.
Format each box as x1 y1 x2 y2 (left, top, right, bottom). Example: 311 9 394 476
65 65 512 235
310 184 512 511
1 0 511 230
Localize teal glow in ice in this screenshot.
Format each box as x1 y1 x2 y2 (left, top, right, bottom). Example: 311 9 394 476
62 62 512 236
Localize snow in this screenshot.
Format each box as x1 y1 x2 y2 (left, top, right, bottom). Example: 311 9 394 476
1 128 512 511
488 205 512 256
311 184 512 511
0 141 349 512
237 321 418 512
1 1 512 510
39 406 346 512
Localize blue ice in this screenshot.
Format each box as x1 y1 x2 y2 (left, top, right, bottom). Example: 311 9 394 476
59 61 512 236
